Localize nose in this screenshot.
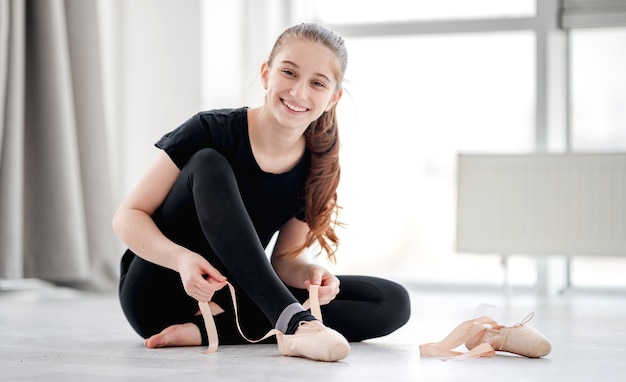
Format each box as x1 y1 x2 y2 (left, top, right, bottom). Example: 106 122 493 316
290 79 307 100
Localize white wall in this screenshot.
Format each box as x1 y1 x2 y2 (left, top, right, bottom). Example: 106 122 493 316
100 0 293 204
99 0 202 203
200 0 293 109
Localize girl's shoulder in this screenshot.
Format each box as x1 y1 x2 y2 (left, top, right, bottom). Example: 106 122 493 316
155 107 249 169
196 107 248 129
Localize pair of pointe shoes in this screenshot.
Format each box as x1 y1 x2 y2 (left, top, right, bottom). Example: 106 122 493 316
420 312 551 360
198 282 350 362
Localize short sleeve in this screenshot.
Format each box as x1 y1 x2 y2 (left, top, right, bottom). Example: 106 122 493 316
155 113 212 169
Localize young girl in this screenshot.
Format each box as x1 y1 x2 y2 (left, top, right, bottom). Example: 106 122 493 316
113 23 410 362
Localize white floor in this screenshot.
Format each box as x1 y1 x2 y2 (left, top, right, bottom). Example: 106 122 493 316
1 280 625 382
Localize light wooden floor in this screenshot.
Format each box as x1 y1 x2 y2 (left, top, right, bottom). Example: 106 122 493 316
1 279 625 382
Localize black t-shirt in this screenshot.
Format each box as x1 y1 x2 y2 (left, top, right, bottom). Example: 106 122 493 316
154 107 309 248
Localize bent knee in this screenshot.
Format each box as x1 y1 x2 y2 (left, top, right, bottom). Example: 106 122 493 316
381 279 412 328
184 148 235 182
187 148 230 169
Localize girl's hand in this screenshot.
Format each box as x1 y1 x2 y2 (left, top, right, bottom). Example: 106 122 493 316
303 264 340 305
177 251 227 302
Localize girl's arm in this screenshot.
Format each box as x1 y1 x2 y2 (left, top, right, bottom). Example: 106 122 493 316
271 217 340 305
112 151 226 301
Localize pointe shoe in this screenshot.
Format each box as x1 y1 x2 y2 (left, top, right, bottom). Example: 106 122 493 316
465 313 551 358
199 282 350 361
276 320 351 362
420 312 551 360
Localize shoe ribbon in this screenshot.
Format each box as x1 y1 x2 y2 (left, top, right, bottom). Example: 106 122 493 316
419 312 537 361
418 316 498 360
198 282 321 354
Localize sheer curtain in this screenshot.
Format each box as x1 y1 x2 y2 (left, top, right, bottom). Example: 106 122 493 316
0 0 118 290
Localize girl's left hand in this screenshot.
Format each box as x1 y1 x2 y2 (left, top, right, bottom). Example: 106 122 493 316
303 264 340 305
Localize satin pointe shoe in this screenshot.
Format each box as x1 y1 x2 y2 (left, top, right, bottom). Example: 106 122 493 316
275 320 351 362
420 312 551 360
464 312 551 358
199 282 350 362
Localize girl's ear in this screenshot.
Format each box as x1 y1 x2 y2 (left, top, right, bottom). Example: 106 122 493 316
325 88 343 112
260 61 270 89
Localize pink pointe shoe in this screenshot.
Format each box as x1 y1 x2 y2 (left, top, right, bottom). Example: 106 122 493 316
198 283 350 362
465 313 551 358
276 320 350 362
420 312 551 360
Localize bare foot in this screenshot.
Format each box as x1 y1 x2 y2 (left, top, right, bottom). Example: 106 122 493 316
144 302 224 348
145 323 202 348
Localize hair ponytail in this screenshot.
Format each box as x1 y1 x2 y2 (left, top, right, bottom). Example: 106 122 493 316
300 105 342 262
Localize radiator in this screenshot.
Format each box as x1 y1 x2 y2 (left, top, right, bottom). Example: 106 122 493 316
456 153 626 257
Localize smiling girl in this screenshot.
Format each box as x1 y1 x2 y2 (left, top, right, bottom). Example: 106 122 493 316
113 23 410 362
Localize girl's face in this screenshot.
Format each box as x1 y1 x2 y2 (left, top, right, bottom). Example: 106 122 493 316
261 39 343 131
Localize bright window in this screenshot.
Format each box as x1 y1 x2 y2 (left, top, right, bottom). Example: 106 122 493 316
570 27 626 152
333 32 535 285
313 0 535 24
569 27 626 288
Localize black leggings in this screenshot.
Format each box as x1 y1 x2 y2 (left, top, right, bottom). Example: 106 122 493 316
118 148 411 344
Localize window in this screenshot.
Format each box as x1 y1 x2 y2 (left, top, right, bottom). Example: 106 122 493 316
570 27 626 152
568 27 626 288
313 0 535 23
322 32 536 284
298 1 626 290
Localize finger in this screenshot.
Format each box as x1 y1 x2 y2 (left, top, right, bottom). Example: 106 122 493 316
320 285 339 304
310 268 325 286
201 268 227 282
194 273 226 289
318 295 335 305
321 273 340 287
192 283 223 302
194 282 217 295
201 278 228 293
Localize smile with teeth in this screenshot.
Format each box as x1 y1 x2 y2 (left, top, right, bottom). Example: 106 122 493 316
282 99 308 113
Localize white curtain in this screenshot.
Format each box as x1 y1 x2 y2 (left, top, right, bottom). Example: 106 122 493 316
0 0 118 290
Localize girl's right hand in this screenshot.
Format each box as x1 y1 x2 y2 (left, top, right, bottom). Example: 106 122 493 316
177 251 227 302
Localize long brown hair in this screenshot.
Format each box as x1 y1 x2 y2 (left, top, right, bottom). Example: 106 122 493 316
268 23 347 262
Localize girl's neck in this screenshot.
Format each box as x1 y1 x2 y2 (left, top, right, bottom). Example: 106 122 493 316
247 107 307 173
